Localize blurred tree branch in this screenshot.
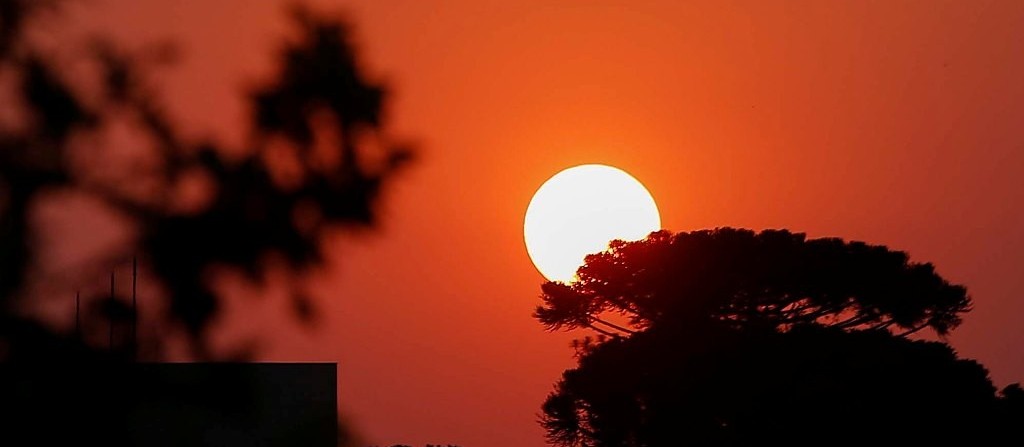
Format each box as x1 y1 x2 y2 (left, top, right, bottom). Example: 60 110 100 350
0 0 413 360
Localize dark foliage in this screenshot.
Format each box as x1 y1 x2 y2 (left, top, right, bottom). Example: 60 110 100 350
536 228 1022 446
0 1 411 359
537 228 971 337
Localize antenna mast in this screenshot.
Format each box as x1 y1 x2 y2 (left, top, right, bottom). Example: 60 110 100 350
75 290 81 339
109 272 114 352
132 257 138 361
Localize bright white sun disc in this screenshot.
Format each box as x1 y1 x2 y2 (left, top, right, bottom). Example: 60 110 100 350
524 164 661 282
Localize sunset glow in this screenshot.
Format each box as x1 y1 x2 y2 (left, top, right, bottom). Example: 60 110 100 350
5 1 1022 446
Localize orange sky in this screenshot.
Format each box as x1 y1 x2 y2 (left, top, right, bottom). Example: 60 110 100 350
66 1 1024 445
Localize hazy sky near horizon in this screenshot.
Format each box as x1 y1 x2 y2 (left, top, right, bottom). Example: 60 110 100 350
63 1 1024 445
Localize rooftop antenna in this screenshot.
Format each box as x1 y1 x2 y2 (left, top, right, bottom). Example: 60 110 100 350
75 290 81 338
109 271 114 352
132 256 137 361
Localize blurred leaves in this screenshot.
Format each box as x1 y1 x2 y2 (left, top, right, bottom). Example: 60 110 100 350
0 1 413 359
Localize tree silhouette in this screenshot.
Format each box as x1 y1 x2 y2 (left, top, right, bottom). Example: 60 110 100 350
536 228 1022 446
0 1 411 360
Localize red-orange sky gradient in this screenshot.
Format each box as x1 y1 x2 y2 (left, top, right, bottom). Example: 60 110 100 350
64 1 1024 445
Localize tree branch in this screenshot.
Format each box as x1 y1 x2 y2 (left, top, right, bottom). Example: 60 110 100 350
584 323 618 338
591 317 637 335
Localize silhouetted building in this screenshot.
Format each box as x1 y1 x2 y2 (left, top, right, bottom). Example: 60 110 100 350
0 363 338 447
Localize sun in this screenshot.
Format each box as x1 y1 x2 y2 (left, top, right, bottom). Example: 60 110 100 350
524 164 661 282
